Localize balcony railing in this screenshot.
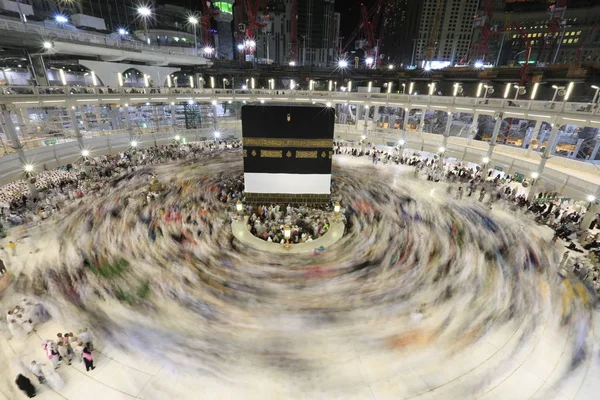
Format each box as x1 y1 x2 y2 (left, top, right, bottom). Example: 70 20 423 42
1 85 599 118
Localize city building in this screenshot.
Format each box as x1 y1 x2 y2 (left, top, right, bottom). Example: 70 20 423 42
480 0 600 66
214 0 235 60
414 0 481 66
239 0 339 66
297 0 337 66
381 0 422 66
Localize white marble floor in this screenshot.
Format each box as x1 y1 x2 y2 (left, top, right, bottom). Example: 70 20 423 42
0 310 598 400
0 155 598 399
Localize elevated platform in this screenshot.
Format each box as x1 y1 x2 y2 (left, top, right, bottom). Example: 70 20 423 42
231 219 345 254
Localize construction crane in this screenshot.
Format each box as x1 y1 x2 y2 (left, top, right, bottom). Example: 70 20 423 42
424 0 445 63
243 0 267 41
466 0 495 64
200 1 218 48
339 0 388 65
572 24 598 66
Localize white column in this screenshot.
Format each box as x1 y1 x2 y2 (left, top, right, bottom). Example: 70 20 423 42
171 104 178 133
485 113 504 176
69 106 84 149
373 106 380 129
419 108 426 133
1 105 25 163
529 121 561 201
213 103 219 132
467 113 479 145
523 119 542 151
442 111 453 147
123 105 133 139
363 105 369 141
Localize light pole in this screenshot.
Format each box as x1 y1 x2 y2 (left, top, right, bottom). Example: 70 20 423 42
592 85 600 104
137 6 151 44
551 85 565 102
483 85 494 99
513 85 526 100
188 16 199 56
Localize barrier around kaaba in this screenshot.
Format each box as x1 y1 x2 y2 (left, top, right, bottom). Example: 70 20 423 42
242 105 334 205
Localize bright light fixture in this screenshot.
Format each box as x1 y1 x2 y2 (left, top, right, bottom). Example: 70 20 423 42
338 60 348 68
361 135 366 140
137 6 151 17
43 41 52 49
54 15 68 24
131 140 138 147
260 99 265 104
564 82 574 101
118 28 127 35
438 146 445 153
214 131 221 138
23 164 34 172
397 139 405 146
188 16 198 24
365 57 374 65
530 82 539 100
474 61 484 69
326 102 332 107
203 47 214 55
587 195 596 202
482 157 489 163
81 150 90 157
531 172 539 179
289 61 296 66
388 64 394 70
237 43 244 50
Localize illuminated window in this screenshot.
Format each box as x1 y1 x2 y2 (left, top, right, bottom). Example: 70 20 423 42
214 1 233 14
567 39 573 43
577 31 581 35
574 38 579 43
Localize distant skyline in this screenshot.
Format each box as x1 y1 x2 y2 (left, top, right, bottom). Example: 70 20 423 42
156 0 365 42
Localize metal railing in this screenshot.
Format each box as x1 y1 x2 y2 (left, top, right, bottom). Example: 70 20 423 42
1 86 599 119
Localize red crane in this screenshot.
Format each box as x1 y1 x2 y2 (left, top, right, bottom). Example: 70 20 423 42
340 0 387 62
572 24 598 65
466 0 496 63
200 1 218 48
243 0 267 41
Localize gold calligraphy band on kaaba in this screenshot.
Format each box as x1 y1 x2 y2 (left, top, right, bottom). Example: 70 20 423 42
260 150 283 158
243 149 247 157
296 151 318 159
243 138 333 148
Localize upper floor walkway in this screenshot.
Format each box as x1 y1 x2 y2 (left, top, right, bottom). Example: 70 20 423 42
0 17 211 67
1 86 599 129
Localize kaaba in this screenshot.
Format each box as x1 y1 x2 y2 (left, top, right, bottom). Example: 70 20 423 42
242 105 335 205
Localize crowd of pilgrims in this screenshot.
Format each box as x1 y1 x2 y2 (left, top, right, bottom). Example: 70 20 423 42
0 140 596 397
246 205 331 243
0 141 239 228
336 141 600 295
